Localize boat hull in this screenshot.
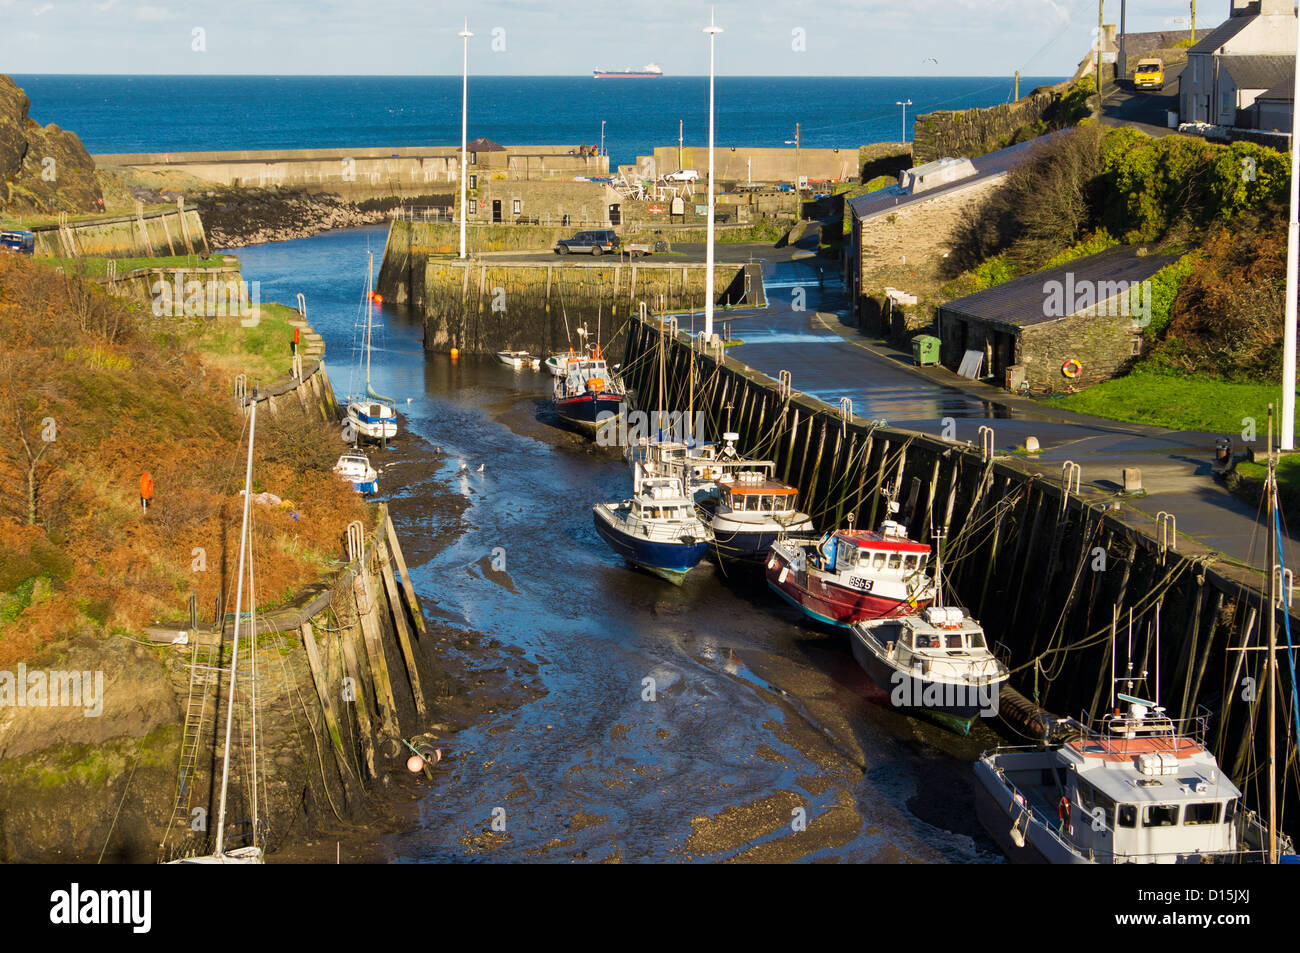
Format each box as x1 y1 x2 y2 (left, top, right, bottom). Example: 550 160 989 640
712 526 816 564
764 549 927 629
555 392 625 424
973 757 1089 865
848 627 991 735
592 507 710 585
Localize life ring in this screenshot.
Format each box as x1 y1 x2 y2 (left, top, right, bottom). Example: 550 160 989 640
1058 795 1071 824
1062 359 1083 379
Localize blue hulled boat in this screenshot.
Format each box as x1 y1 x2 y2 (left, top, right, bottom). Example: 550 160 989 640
593 474 712 584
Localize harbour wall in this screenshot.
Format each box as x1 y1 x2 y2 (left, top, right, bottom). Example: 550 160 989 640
94 145 608 201
30 205 209 258
624 315 1300 824
379 222 755 355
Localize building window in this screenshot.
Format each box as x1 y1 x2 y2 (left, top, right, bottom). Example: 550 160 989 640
469 199 477 215
470 151 477 164
1192 58 1198 83
1131 337 1143 356
469 174 477 190
512 199 521 215
1223 93 1233 116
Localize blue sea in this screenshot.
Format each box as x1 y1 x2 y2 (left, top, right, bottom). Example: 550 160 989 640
11 75 1063 169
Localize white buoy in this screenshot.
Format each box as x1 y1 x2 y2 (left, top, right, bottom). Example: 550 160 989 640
407 754 425 773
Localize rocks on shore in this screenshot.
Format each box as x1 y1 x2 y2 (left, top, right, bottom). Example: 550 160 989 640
0 73 103 214
194 186 392 248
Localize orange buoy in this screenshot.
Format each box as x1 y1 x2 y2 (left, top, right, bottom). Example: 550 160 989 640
450 347 459 360
406 754 425 773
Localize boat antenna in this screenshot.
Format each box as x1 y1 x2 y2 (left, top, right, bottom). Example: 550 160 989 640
365 252 373 390
215 387 258 858
932 528 944 610
1267 403 1279 863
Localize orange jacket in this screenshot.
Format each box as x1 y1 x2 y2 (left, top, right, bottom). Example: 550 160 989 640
140 472 154 500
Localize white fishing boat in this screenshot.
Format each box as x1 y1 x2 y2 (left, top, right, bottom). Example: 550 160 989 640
345 252 399 443
496 350 537 369
170 391 266 865
593 471 713 585
333 452 379 495
850 540 1008 734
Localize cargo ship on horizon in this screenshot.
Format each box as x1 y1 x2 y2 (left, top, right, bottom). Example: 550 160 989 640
593 63 663 78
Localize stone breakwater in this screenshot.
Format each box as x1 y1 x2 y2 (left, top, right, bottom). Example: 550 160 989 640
197 188 393 248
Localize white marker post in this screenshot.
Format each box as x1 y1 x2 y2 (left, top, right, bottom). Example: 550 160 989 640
703 10 722 344
459 20 473 261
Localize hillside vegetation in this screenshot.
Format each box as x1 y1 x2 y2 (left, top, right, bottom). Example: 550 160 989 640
0 255 363 667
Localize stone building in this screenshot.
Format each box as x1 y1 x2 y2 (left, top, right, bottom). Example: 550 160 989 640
1180 0 1298 126
470 178 626 227
935 246 1175 393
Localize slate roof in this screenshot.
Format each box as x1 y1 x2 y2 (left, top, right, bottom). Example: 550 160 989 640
938 246 1178 331
847 130 1070 224
1222 54 1295 90
1187 15 1254 56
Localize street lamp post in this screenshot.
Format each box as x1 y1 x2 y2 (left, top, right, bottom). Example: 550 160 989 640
703 10 722 344
896 99 913 144
600 120 606 159
458 20 472 261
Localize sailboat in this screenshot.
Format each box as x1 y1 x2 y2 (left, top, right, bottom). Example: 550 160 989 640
346 252 399 443
171 390 266 864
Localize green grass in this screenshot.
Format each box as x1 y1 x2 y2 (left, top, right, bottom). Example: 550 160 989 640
1230 455 1300 524
40 254 233 277
1043 367 1294 438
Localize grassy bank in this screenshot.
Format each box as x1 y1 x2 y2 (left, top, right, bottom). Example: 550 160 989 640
1230 455 1300 523
1042 367 1292 439
40 253 234 277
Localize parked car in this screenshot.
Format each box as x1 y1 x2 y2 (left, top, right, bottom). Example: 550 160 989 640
0 230 35 255
1132 58 1164 91
664 169 699 183
554 229 620 256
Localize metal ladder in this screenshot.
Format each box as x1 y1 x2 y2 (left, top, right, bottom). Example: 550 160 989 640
165 638 221 838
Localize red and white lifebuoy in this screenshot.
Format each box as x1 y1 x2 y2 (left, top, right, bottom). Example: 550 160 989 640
1062 359 1083 379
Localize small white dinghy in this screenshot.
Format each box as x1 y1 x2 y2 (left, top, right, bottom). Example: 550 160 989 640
334 452 379 495
496 350 539 369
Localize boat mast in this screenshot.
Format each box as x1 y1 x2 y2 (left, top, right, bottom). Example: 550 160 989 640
365 252 374 390
1267 404 1278 864
215 389 258 857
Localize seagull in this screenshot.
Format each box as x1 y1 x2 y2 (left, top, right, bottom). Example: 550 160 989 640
476 463 485 473
406 398 413 404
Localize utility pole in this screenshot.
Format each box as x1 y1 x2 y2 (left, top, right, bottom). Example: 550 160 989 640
1097 0 1105 102
1014 70 1020 100
1118 0 1127 82
1191 0 1196 44
678 119 683 171
600 120 606 159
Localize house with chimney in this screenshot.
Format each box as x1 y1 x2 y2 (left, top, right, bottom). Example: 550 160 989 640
1180 0 1297 128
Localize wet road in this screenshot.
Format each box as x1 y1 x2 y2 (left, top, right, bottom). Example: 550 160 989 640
234 227 1004 863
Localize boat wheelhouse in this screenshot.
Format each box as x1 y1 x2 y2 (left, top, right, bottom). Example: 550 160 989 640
851 605 1008 735
765 519 936 628
333 453 379 495
974 701 1286 863
709 470 815 563
592 473 712 584
552 342 627 430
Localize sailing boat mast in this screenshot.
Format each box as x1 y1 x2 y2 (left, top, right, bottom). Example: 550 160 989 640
215 389 258 858
365 252 374 391
1267 405 1279 864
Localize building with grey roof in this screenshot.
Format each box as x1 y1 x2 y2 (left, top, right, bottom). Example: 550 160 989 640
1180 0 1297 126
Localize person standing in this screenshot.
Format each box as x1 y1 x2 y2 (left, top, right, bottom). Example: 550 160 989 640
140 471 154 514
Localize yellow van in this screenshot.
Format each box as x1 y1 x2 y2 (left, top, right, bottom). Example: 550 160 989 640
1133 58 1165 91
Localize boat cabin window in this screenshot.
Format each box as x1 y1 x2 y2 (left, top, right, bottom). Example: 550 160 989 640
1143 805 1179 827
967 630 986 649
871 552 887 570
903 555 919 571
887 553 902 570
1183 802 1221 826
1074 779 1115 828
1118 804 1137 828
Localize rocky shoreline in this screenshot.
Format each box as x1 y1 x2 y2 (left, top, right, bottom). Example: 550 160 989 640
195 187 396 248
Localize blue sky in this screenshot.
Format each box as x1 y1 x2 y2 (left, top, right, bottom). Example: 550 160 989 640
0 0 1218 76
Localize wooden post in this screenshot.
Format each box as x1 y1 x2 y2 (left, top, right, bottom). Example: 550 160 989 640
355 568 400 740
299 622 361 800
338 614 378 778
384 512 426 638
378 538 429 720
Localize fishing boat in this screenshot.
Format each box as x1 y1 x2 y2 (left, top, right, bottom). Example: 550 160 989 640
333 452 379 495
552 340 627 432
592 472 712 584
170 391 266 865
496 350 538 369
765 499 936 628
849 540 1008 734
706 468 815 563
974 615 1291 863
345 253 399 443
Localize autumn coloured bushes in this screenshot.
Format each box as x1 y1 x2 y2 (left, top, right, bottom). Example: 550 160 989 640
0 254 364 667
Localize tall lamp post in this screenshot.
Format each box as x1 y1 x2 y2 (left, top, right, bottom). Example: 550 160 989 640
896 99 913 143
703 10 722 343
458 20 473 261
1283 7 1300 450
600 120 606 158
